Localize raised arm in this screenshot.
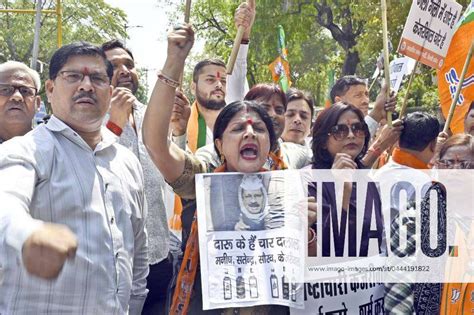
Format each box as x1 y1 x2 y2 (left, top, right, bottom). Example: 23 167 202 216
142 25 194 183
225 0 255 103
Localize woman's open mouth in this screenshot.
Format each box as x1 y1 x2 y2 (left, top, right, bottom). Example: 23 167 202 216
240 143 258 160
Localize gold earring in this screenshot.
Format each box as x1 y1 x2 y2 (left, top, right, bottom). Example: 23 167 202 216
220 153 226 164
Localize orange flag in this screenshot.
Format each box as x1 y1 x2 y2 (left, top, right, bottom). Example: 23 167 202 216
438 2 474 134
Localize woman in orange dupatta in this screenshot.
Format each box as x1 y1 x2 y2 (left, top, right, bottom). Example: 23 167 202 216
143 25 288 315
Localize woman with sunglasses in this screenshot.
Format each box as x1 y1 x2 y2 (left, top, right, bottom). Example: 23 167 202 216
311 102 369 170
307 102 370 256
305 103 384 312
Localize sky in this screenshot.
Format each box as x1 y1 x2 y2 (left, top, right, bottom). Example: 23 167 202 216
104 0 171 96
104 0 203 97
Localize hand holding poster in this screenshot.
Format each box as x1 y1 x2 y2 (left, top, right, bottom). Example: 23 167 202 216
398 0 462 69
196 171 307 310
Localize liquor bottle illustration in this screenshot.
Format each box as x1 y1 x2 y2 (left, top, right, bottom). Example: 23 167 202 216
270 269 279 298
249 268 259 298
236 268 245 299
290 270 297 302
282 266 289 300
223 270 232 300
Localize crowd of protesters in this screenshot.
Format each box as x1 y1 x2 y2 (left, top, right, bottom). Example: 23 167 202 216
0 2 473 315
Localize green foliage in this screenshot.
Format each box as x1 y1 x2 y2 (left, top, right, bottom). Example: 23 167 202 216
0 0 127 108
186 0 464 112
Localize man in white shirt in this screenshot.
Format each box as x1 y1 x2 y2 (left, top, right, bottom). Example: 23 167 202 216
173 1 255 153
0 42 148 314
0 61 41 143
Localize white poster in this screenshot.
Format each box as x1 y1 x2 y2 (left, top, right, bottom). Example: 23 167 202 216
196 171 307 310
389 56 417 92
291 281 385 315
398 0 462 69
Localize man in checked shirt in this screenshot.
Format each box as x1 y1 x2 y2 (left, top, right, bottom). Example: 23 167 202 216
0 42 148 314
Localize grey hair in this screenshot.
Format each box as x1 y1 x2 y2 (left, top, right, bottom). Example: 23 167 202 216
0 61 41 90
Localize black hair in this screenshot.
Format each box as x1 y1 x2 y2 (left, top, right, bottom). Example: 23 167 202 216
245 83 288 111
286 88 315 118
330 75 367 103
311 102 370 169
213 100 277 154
400 112 440 151
101 39 135 60
192 59 226 83
49 41 113 80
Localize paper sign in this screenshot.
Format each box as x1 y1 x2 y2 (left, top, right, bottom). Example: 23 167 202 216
398 0 462 69
196 171 307 310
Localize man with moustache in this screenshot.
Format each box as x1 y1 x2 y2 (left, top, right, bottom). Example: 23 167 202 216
0 61 41 144
0 42 148 314
101 39 178 315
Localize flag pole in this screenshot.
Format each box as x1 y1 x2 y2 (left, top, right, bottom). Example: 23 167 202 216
399 60 419 118
226 27 245 74
368 74 379 93
178 0 192 90
381 0 392 127
184 0 191 23
227 0 253 74
443 40 474 133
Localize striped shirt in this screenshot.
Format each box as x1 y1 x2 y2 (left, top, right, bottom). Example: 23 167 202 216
0 115 148 314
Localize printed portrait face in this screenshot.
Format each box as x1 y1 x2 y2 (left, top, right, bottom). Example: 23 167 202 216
241 188 265 215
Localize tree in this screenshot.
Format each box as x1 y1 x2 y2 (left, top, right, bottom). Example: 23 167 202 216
1 0 129 111
0 0 127 85
174 0 471 110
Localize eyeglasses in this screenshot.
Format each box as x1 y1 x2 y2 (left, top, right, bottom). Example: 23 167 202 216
0 84 37 98
58 71 110 88
328 122 367 141
437 159 474 169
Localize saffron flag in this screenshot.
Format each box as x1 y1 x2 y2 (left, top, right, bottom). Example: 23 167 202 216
268 25 292 92
324 69 335 108
437 1 474 134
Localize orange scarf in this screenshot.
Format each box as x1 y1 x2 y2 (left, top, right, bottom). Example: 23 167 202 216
187 101 204 153
269 147 288 170
170 164 266 314
391 147 429 169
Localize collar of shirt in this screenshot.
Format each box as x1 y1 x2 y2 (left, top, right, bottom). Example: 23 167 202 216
46 115 117 152
392 147 429 169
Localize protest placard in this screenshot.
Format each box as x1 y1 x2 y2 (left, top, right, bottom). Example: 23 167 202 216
291 281 385 315
398 0 462 69
196 171 307 310
389 57 416 93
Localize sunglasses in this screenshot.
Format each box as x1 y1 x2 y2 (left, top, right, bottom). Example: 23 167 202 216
328 122 367 141
0 84 37 98
437 159 474 169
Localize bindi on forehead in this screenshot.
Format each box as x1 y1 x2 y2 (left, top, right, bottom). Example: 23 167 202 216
82 67 90 75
